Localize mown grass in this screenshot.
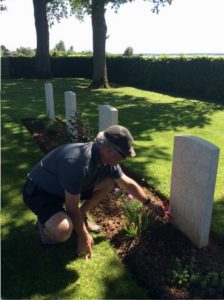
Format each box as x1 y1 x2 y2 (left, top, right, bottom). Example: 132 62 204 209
2 78 224 298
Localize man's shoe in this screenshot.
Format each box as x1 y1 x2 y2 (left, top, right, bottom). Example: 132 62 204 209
83 216 101 233
36 220 59 245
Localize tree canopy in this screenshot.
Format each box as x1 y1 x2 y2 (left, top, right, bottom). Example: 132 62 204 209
0 0 6 11
69 0 172 19
46 0 70 26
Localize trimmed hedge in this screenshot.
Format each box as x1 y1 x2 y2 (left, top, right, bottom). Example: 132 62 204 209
51 56 93 78
1 57 35 79
107 56 224 101
1 56 92 79
2 55 224 101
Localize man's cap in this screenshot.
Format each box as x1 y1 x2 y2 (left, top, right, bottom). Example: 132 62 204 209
103 125 136 157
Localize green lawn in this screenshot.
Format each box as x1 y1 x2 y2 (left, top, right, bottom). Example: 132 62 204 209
1 78 224 298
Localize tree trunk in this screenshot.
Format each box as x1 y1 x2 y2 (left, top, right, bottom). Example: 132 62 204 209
33 0 51 78
89 0 110 88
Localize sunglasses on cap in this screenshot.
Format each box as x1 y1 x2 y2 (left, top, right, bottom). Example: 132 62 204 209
114 148 128 159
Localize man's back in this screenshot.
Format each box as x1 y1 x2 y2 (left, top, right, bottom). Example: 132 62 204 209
28 142 122 198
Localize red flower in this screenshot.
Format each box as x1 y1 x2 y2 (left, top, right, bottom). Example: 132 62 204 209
163 201 170 212
162 202 174 220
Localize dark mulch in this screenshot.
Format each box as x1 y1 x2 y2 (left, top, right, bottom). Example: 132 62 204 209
22 118 224 299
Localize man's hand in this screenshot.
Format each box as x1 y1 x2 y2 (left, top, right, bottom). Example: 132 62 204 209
116 175 165 218
77 233 94 260
65 191 94 259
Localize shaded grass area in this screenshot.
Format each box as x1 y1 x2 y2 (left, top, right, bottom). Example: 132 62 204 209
2 219 147 299
2 220 145 300
2 78 224 298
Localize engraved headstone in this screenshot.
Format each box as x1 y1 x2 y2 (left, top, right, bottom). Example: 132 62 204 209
99 105 118 131
170 135 220 248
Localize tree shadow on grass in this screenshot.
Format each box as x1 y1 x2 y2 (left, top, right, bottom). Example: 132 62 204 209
122 143 171 191
84 88 223 135
101 259 148 299
2 219 148 300
2 78 223 136
1 120 44 213
1 220 80 299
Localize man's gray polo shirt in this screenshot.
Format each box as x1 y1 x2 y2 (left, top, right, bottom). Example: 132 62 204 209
28 142 123 198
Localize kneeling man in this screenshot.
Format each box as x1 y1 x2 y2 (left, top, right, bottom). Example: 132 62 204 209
23 125 163 259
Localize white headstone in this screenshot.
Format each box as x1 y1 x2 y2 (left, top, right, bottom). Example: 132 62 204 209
64 91 77 130
170 135 220 248
99 105 118 131
44 83 55 120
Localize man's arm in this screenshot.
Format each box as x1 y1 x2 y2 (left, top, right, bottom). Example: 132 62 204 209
116 174 164 216
65 191 94 259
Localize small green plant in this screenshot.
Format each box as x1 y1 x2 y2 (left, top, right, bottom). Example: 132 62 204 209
124 222 139 237
192 271 224 298
120 196 155 238
168 257 224 298
122 200 141 237
168 257 195 287
141 209 155 231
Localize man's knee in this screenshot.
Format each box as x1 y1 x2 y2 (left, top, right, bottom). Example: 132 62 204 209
56 218 73 242
45 212 73 242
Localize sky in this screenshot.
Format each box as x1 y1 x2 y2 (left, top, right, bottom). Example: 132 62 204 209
1 0 224 54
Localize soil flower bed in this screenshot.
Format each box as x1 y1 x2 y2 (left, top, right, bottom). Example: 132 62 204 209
22 117 224 299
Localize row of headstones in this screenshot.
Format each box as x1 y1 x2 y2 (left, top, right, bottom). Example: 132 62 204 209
45 82 220 249
45 83 118 131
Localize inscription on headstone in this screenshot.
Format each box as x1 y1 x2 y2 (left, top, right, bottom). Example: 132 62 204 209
170 135 220 248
